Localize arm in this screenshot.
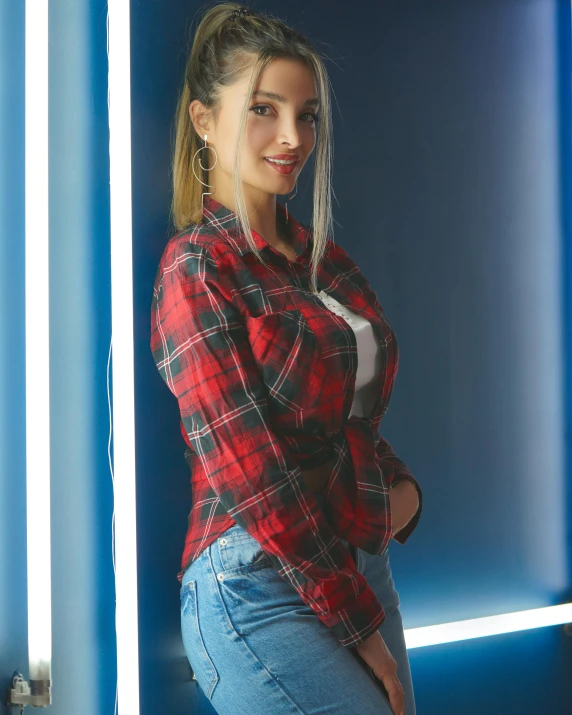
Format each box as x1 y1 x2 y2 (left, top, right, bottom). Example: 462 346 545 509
151 238 386 647
323 419 422 555
325 240 423 547
376 433 423 544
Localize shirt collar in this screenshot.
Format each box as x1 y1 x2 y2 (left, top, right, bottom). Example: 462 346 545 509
201 194 313 262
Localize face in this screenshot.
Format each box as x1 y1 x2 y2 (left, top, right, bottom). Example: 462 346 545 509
190 57 319 204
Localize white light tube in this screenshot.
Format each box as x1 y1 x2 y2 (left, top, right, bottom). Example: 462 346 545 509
107 1 141 713
404 603 572 649
25 0 51 686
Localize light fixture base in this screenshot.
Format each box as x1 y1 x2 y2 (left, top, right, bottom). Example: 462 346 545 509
6 673 51 709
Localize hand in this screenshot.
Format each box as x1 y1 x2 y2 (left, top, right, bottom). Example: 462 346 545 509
354 630 405 715
389 480 419 538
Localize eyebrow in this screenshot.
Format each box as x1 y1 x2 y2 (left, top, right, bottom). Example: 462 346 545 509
251 90 320 108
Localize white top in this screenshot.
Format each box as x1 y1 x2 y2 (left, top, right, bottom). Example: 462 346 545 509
315 290 382 417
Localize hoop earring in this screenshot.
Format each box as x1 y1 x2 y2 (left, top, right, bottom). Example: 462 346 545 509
192 134 218 212
284 180 298 222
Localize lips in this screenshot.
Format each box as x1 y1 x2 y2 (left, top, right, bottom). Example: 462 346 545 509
264 157 299 175
265 154 300 161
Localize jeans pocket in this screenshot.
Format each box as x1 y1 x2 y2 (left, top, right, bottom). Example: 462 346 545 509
218 527 274 576
180 580 219 700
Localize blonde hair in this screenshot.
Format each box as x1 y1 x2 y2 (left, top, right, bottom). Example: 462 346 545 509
171 1 335 294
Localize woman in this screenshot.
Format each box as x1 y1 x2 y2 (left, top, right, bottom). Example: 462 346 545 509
150 4 423 714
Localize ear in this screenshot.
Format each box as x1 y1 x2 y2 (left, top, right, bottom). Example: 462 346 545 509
189 100 213 139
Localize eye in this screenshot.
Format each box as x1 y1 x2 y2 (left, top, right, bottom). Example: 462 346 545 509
301 112 320 123
250 105 272 117
250 105 319 123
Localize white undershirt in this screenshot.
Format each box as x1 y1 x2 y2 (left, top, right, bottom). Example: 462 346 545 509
315 290 383 417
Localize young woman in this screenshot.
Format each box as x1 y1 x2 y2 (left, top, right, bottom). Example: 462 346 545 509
150 4 423 714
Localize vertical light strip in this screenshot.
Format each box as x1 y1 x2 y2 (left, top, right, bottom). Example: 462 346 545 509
107 2 140 713
25 0 51 685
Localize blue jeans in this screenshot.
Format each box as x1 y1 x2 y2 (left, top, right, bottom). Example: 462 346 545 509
180 494 416 715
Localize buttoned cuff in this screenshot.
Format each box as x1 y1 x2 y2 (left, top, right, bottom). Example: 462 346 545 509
320 578 387 648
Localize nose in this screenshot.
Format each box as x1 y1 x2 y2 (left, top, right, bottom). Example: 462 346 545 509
276 117 304 151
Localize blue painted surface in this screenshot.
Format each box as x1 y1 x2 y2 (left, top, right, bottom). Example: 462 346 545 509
0 1 28 707
134 1 572 713
1 2 117 714
48 1 117 713
559 0 572 601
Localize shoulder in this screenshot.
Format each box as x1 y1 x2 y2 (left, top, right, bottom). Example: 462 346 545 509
154 224 246 308
157 223 237 280
325 239 385 311
164 223 228 261
324 237 358 270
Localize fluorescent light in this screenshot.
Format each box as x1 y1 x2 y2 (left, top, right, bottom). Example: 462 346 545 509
404 603 572 649
107 1 140 713
25 0 51 689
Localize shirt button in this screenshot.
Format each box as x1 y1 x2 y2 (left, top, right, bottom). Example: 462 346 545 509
217 573 225 581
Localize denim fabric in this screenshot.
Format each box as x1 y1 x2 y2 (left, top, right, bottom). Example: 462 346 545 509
180 493 416 715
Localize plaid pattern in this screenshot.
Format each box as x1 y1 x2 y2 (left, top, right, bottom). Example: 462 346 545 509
150 194 423 647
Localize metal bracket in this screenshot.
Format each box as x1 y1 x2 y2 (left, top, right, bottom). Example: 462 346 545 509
6 673 51 709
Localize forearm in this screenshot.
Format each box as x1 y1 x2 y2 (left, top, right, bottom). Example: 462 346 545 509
389 480 419 538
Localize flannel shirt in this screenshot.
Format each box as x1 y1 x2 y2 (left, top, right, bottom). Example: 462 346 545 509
150 194 423 647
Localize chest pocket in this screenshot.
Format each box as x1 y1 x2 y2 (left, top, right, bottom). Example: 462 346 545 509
245 309 325 414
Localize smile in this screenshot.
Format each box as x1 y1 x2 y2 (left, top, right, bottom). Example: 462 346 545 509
264 157 299 175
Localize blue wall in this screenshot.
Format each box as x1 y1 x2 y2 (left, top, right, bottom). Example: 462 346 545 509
1 1 117 714
1 1 571 714
135 1 572 713
47 1 117 712
0 1 27 705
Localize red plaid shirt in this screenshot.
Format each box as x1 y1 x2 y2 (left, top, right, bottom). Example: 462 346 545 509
150 194 423 647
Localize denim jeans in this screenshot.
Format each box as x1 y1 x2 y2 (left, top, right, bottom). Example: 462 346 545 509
180 493 416 715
